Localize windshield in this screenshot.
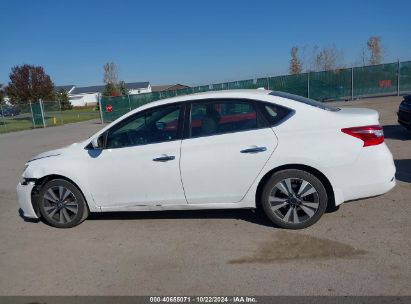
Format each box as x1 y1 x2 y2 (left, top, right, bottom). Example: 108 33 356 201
269 91 340 112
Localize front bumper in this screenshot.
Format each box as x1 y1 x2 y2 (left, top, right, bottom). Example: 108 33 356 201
16 182 38 219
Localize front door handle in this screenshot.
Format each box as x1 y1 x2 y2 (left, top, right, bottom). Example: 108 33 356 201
240 146 267 153
153 154 175 162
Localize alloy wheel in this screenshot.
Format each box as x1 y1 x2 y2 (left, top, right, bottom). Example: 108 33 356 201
269 178 319 224
42 186 79 224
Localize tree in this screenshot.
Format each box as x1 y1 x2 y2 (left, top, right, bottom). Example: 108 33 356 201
103 62 118 85
102 83 120 97
55 89 72 110
289 47 302 74
367 36 382 65
6 64 54 104
313 46 345 71
102 62 130 96
358 46 368 66
102 62 120 96
118 80 130 95
0 84 5 104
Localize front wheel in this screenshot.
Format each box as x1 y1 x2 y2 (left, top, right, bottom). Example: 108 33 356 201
38 179 89 228
261 169 328 229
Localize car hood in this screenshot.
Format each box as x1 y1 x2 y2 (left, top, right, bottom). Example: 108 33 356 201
27 141 86 163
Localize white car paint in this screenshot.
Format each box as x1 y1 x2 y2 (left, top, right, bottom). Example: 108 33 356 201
16 89 396 220
180 128 277 204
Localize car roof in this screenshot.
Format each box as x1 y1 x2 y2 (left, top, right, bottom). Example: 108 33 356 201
92 89 326 139
133 89 273 111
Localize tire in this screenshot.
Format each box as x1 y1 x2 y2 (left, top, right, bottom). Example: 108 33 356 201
38 179 89 228
261 169 327 229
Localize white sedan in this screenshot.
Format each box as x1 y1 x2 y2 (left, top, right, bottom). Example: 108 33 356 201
16 90 396 229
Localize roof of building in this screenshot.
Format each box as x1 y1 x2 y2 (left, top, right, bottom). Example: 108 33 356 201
55 85 75 92
71 85 104 94
127 82 150 90
151 84 190 92
70 82 150 95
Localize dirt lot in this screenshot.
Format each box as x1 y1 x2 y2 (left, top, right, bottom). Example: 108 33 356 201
0 96 410 296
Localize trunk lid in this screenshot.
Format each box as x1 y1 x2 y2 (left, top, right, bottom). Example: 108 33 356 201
334 108 380 126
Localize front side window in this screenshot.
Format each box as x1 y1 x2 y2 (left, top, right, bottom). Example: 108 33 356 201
106 104 181 148
190 100 258 138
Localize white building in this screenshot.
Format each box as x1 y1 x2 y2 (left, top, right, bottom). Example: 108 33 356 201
57 82 151 107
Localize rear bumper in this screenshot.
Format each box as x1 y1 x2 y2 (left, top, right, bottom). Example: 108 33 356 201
333 143 396 205
398 119 411 130
16 182 38 219
398 109 411 130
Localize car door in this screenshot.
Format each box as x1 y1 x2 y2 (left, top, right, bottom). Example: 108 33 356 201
87 103 187 208
180 99 278 204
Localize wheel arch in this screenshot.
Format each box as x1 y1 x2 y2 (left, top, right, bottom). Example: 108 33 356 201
30 174 90 217
255 164 336 211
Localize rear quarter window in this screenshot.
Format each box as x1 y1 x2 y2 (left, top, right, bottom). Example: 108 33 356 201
262 103 294 126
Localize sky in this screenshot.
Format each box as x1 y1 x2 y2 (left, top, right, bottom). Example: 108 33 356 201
1 0 410 87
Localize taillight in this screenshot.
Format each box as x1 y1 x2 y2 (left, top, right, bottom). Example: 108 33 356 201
341 125 384 147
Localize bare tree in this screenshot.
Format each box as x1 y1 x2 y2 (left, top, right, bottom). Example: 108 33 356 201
358 46 368 66
103 62 118 84
289 47 302 74
313 46 345 71
367 36 382 65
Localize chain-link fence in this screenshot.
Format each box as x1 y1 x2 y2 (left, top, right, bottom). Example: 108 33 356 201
100 60 411 123
2 60 410 131
0 101 99 134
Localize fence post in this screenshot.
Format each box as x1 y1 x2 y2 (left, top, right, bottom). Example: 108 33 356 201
58 99 64 125
267 77 270 90
40 100 46 128
98 93 104 124
29 101 35 128
127 94 131 111
351 67 354 100
397 59 400 96
307 72 310 98
0 104 6 132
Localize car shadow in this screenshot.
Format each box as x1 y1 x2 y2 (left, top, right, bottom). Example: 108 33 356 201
383 124 410 141
17 206 340 227
88 206 339 226
395 159 411 183
88 209 276 227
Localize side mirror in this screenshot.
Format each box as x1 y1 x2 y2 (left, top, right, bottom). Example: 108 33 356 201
91 134 105 149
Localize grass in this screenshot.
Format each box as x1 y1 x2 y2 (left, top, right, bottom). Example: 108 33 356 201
0 108 100 134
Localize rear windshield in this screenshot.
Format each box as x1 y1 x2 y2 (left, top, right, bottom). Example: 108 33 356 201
269 91 340 112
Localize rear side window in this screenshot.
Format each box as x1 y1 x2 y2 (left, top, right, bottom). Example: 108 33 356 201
263 104 294 126
190 100 258 138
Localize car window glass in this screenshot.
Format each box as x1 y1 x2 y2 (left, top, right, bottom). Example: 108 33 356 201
190 101 258 138
106 105 181 148
264 104 293 125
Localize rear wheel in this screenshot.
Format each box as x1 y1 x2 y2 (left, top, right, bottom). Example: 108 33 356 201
38 179 89 228
261 169 327 229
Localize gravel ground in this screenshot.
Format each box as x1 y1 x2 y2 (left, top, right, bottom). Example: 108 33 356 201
0 96 410 296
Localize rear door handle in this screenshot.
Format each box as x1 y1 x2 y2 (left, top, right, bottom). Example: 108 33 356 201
240 146 267 153
153 154 175 162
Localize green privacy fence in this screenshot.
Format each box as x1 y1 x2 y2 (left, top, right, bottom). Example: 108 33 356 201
31 101 46 128
100 60 411 122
